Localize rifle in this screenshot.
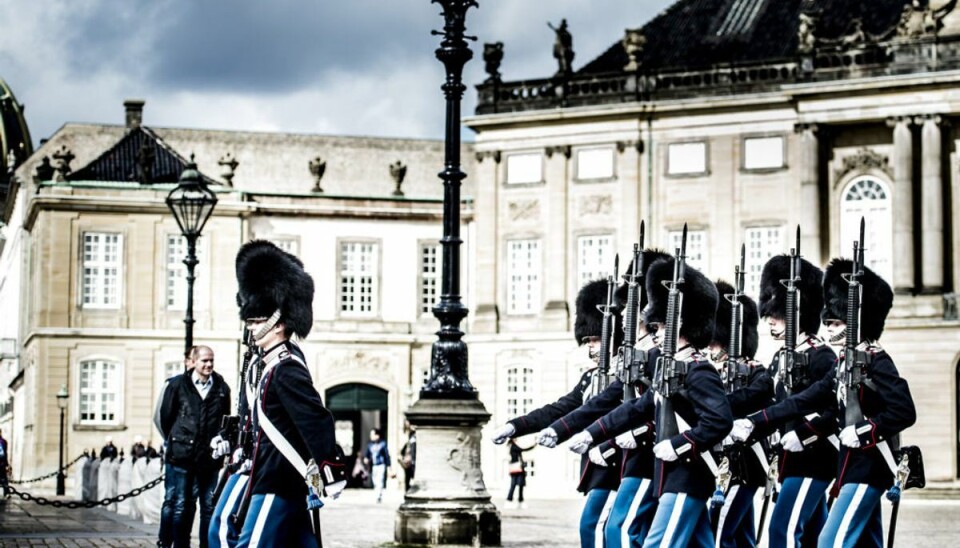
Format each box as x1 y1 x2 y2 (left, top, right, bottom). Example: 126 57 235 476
721 244 748 394
652 224 688 440
619 222 648 401
839 217 869 428
777 226 808 393
756 454 779 544
229 329 265 529
212 328 255 504
594 254 619 395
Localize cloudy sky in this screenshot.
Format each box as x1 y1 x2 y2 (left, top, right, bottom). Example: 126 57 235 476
1 0 675 144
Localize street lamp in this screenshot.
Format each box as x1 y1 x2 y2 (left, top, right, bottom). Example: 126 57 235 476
166 157 217 353
55 384 68 496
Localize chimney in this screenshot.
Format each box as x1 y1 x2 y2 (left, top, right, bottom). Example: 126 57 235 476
124 99 145 129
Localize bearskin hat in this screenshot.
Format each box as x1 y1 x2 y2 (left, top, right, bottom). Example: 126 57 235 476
574 278 624 347
712 280 760 359
614 248 672 312
821 258 894 341
758 255 823 336
236 240 315 338
641 258 719 349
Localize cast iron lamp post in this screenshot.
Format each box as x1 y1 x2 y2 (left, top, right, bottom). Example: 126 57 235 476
166 158 217 353
55 384 68 496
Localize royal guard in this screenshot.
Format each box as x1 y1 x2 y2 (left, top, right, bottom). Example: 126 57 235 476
708 278 774 547
228 241 347 547
729 246 839 547
581 254 732 547
490 278 624 548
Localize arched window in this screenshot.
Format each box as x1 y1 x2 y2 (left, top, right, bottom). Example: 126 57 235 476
840 177 893 283
78 359 121 425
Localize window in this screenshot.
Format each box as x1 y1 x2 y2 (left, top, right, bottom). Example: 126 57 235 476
667 142 708 176
576 148 615 180
165 235 205 310
339 241 379 317
507 239 542 315
272 238 299 257
745 226 783 296
506 153 543 184
419 243 442 316
505 366 535 417
81 232 122 309
667 230 707 271
840 178 893 283
79 359 121 425
744 136 785 170
577 235 614 288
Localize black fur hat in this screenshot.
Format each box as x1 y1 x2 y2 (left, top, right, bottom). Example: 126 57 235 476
712 280 760 359
758 255 823 336
574 279 624 347
236 240 315 338
641 259 719 349
614 248 672 312
821 258 894 341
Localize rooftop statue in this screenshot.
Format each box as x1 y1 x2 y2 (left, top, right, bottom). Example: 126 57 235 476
548 19 574 77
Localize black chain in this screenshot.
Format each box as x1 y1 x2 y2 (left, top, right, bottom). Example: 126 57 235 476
8 454 88 485
3 475 165 508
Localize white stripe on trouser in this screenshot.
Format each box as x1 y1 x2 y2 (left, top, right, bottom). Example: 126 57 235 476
595 490 618 547
219 475 249 545
249 494 275 548
661 493 687 547
622 479 650 548
715 484 739 548
833 484 868 548
786 478 812 548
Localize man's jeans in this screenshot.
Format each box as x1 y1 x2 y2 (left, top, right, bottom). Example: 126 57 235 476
159 464 219 548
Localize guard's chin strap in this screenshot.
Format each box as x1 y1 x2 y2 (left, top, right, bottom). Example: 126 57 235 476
252 309 282 341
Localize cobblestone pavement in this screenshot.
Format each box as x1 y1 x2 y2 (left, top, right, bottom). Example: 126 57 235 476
1 490 958 547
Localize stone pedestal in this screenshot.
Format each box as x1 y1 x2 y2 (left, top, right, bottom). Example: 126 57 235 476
395 398 501 546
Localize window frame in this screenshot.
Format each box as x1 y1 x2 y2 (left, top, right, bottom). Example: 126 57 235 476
666 228 709 272
575 233 615 289
839 176 893 284
79 231 124 310
504 364 536 419
743 224 785 297
504 152 545 186
574 146 616 182
336 238 382 319
271 237 301 257
741 134 787 173
163 233 210 312
76 357 124 427
665 140 710 178
417 240 442 318
505 238 543 316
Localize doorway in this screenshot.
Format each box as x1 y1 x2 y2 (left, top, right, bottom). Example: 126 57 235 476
325 383 388 488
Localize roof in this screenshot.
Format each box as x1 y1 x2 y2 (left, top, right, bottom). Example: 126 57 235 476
579 0 911 75
0 78 33 172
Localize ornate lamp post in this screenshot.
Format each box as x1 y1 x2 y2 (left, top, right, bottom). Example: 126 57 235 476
55 384 68 496
165 158 217 353
395 2 500 545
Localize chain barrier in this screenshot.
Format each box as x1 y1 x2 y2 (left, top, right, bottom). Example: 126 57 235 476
8 454 88 485
3 475 165 509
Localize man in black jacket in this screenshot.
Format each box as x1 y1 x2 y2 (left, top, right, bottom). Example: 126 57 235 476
158 345 231 548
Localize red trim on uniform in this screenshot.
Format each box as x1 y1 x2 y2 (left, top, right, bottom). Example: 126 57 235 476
560 417 572 435
620 449 629 481
597 419 608 436
837 451 852 488
681 432 697 453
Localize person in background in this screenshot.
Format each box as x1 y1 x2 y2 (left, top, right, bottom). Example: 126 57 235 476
131 435 146 461
505 439 534 509
399 422 417 492
0 428 9 489
364 429 391 503
100 436 119 460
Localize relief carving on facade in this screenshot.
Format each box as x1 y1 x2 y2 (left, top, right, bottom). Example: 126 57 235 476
898 0 957 38
447 431 486 492
833 148 893 181
578 194 613 217
323 349 393 377
508 199 541 222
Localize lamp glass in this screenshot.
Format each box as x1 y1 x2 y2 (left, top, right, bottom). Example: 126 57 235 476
56 384 69 410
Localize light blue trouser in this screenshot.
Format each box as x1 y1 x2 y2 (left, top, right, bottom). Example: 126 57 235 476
714 484 758 548
817 483 884 548
603 477 656 548
767 476 830 548
236 493 317 548
207 472 248 548
580 488 617 548
642 492 713 548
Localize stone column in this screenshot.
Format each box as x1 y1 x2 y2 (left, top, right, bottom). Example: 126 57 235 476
887 116 915 294
542 145 570 331
618 140 643 257
919 114 944 292
795 123 822 264
472 151 500 333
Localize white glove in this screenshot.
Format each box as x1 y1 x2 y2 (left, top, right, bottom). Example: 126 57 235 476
722 435 735 447
653 440 678 462
781 431 804 452
237 459 252 474
491 423 516 445
231 447 244 464
568 431 594 455
839 426 861 448
537 428 558 448
325 480 347 500
588 446 609 467
730 418 755 442
210 435 231 460
615 431 637 450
